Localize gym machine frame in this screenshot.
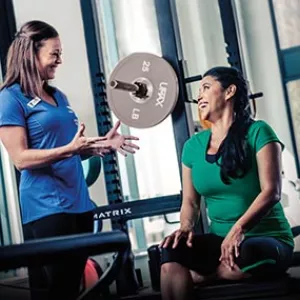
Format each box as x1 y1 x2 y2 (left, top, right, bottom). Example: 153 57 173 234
83 1 294 299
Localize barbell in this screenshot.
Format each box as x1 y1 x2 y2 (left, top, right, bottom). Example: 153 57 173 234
106 52 263 129
107 52 178 128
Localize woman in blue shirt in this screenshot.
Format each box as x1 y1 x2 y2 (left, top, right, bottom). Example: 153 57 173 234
0 20 139 300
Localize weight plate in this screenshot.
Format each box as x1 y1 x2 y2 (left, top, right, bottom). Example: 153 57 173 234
107 52 179 128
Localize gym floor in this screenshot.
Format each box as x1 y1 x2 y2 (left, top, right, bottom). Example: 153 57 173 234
1 266 300 300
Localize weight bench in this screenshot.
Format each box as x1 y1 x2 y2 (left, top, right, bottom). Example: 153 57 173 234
148 244 300 300
194 274 300 300
0 230 130 300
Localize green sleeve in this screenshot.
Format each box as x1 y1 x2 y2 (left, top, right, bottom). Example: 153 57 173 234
250 120 284 153
181 140 194 168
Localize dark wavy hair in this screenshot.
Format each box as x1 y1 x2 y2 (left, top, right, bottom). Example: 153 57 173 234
1 20 58 97
203 66 254 184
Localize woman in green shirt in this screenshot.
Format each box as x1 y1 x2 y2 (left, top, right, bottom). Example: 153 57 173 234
160 67 294 300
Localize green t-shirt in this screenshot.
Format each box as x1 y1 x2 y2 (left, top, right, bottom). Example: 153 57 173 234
182 120 294 247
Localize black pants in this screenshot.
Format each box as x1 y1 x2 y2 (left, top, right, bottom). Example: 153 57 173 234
23 211 93 300
161 234 293 279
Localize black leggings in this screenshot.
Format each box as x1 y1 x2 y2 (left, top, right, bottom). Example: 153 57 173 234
161 234 293 279
23 211 93 300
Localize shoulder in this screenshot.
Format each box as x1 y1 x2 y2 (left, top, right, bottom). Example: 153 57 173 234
248 119 273 133
182 130 209 167
0 84 20 99
0 84 28 126
0 84 27 109
247 119 277 139
247 120 283 152
185 129 210 148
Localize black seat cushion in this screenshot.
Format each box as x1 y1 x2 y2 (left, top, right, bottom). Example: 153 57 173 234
195 275 291 300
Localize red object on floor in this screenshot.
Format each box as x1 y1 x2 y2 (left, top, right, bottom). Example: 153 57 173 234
82 258 103 290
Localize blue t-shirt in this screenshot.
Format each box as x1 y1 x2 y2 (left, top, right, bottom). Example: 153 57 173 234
0 83 95 224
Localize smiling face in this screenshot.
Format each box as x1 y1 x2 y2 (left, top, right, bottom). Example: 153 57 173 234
36 37 62 81
197 75 227 122
197 75 236 122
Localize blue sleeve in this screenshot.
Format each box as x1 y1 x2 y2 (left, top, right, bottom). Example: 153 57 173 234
0 89 26 127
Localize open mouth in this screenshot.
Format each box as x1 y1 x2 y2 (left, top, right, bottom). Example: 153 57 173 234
199 102 208 109
50 65 57 72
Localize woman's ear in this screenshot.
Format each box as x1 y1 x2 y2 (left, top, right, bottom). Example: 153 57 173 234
225 84 237 101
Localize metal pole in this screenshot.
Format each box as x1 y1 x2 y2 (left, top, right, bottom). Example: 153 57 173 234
110 80 139 93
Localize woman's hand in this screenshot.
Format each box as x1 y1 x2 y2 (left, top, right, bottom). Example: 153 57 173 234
105 121 139 156
69 123 109 154
79 147 111 157
70 121 139 158
159 227 194 249
219 224 245 269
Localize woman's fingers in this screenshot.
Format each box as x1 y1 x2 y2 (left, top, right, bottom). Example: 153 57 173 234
159 238 165 248
220 245 236 269
235 243 240 258
225 246 232 268
86 143 111 151
228 248 234 268
117 148 127 157
118 141 140 154
159 230 192 249
106 121 121 139
121 145 136 154
235 234 244 258
86 136 108 144
111 120 121 133
160 235 174 248
219 246 228 266
114 120 121 129
124 141 140 150
186 231 193 247
89 143 110 149
77 122 85 137
172 231 184 248
124 135 139 141
219 244 225 261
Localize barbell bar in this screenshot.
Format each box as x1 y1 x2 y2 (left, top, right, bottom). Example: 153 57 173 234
106 52 263 129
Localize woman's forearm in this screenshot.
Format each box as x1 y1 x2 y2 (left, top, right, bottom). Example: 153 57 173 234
15 137 110 170
180 201 200 230
235 190 280 232
16 144 75 170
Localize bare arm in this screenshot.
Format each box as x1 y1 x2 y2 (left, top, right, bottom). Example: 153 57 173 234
180 164 201 230
220 142 283 267
235 142 282 232
160 164 201 248
0 124 107 171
